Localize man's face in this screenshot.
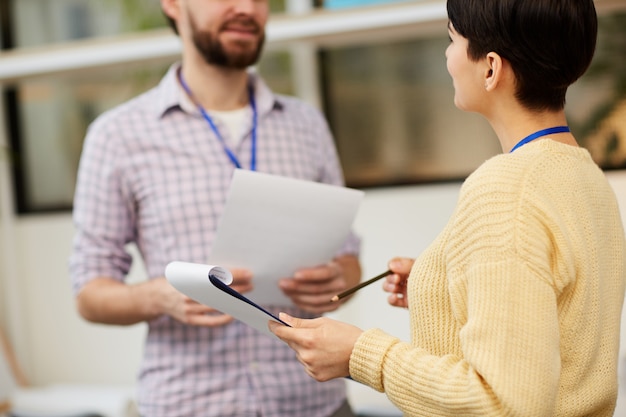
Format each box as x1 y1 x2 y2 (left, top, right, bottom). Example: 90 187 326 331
185 0 269 69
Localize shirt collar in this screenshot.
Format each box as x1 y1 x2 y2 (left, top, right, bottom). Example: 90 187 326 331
154 62 283 119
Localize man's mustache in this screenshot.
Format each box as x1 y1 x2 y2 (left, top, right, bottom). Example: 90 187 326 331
220 18 262 35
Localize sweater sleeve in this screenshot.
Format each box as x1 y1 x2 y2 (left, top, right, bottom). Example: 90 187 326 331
350 257 561 416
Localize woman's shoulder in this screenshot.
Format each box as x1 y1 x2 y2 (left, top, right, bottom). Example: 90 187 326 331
462 140 597 198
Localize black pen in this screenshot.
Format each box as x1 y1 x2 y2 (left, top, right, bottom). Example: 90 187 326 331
330 269 393 302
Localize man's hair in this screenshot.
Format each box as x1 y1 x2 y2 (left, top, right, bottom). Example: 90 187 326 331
447 0 597 111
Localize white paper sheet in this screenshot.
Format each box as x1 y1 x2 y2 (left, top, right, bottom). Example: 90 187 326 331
165 261 288 337
209 169 364 305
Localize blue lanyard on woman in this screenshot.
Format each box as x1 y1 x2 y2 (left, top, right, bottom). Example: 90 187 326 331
178 70 258 171
509 126 570 153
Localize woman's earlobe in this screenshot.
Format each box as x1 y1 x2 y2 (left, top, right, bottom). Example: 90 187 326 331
484 69 494 90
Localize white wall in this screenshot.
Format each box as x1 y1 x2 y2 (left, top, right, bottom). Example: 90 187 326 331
2 174 626 414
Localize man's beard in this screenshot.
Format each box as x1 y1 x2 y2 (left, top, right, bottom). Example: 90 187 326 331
190 17 265 69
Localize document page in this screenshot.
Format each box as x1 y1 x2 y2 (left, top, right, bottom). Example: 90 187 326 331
209 169 364 305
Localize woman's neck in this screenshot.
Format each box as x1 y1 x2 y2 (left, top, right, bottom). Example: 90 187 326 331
488 109 576 153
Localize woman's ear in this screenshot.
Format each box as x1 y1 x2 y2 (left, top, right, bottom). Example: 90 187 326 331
484 52 503 91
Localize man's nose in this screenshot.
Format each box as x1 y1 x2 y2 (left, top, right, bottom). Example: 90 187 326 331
231 0 259 15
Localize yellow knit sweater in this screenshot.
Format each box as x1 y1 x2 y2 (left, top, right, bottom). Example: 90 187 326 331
350 140 626 416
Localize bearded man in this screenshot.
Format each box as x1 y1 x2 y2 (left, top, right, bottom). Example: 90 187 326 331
69 1 362 416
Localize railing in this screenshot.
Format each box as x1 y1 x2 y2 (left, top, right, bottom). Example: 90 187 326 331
0 0 447 83
0 0 621 83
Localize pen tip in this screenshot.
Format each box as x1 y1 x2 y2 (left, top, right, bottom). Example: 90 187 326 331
330 295 339 302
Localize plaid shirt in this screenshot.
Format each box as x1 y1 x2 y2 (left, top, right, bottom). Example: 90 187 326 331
70 63 360 417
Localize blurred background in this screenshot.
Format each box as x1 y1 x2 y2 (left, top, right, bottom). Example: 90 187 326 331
1 0 625 415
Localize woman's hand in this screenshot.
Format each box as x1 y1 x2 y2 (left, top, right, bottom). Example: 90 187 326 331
269 313 363 382
383 257 414 309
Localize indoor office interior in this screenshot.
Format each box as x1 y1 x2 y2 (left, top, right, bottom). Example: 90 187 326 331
1 0 626 416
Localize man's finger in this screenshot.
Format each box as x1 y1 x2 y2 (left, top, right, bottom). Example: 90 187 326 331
191 313 234 327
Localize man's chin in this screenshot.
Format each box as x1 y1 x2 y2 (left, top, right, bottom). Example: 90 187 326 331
223 47 262 67
196 36 264 69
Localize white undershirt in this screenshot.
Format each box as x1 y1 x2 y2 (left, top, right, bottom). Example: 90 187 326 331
177 81 251 147
208 107 250 147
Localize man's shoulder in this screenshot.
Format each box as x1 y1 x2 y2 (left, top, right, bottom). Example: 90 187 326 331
83 86 164 150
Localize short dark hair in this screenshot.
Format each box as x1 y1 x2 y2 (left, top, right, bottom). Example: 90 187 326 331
446 0 597 111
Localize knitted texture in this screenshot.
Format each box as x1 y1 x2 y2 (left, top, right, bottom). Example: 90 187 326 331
350 140 626 416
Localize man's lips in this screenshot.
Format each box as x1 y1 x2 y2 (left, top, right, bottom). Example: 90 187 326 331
221 21 261 36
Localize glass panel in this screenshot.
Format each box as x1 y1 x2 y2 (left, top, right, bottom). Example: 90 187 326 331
10 49 293 212
321 10 626 188
12 0 162 46
321 35 499 187
7 4 626 212
323 0 414 9
567 11 626 170
12 0 287 47
257 51 295 96
6 0 294 212
13 64 170 210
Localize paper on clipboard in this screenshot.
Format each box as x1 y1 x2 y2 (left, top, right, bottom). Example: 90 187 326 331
209 169 364 305
165 261 288 337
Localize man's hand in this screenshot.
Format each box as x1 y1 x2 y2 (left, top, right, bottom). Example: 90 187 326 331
157 278 234 326
76 268 253 327
278 255 361 314
160 267 253 326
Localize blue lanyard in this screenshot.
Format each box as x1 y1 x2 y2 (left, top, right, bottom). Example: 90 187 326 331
178 71 257 170
509 126 570 153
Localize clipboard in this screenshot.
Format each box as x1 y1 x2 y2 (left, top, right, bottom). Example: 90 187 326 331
165 261 289 337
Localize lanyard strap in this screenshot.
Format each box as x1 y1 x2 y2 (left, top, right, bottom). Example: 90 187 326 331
509 126 570 153
178 70 257 170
